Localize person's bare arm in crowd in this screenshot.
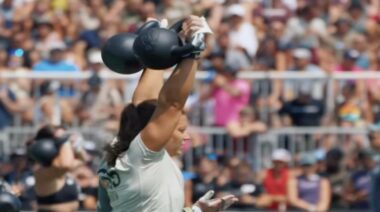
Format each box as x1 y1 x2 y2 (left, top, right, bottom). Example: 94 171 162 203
214 74 242 97
316 178 331 211
132 69 164 105
288 178 316 211
0 90 24 113
227 121 267 138
141 17 201 151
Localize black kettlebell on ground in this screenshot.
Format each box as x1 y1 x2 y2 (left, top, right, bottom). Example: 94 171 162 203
101 21 160 74
133 19 198 69
0 191 21 212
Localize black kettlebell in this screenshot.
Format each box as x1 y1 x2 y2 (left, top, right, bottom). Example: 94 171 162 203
133 19 197 69
28 139 59 167
101 21 160 74
0 191 21 212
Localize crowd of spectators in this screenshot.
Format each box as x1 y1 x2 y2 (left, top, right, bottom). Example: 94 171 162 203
0 0 380 211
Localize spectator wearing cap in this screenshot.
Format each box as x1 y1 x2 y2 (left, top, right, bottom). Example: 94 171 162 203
342 148 378 210
260 149 291 211
225 4 258 58
288 153 331 211
279 84 325 127
282 48 325 101
212 65 251 127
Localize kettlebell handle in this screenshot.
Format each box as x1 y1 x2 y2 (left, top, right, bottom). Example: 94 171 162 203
169 19 186 33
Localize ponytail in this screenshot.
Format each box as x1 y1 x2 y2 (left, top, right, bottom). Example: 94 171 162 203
104 100 157 167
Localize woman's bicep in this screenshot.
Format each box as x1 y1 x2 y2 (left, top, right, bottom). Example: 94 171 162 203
140 104 182 152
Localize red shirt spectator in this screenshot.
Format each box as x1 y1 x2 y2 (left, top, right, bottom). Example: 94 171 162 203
261 149 291 211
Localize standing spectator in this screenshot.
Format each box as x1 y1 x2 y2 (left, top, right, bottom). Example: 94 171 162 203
33 46 79 72
260 149 291 211
218 161 273 210
0 81 24 129
288 153 331 211
335 49 365 98
342 149 377 210
213 65 251 127
283 48 325 101
279 86 325 127
225 4 258 58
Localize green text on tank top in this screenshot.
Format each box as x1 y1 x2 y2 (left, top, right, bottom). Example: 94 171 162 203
98 162 121 202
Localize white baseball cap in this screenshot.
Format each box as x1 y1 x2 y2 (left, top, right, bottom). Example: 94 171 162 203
226 4 246 17
293 48 311 59
272 149 291 163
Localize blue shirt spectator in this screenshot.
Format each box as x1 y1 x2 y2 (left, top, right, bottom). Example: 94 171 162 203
33 48 79 72
33 48 79 97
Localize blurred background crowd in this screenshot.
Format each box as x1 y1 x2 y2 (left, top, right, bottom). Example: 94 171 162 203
0 0 380 211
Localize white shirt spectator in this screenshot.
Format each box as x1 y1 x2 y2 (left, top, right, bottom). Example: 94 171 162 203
229 22 258 58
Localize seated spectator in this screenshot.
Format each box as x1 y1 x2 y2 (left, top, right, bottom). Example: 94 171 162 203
191 156 221 202
227 106 266 138
260 149 291 211
342 148 377 210
227 106 266 155
320 148 347 209
279 86 325 127
212 65 251 127
218 161 273 210
288 153 331 211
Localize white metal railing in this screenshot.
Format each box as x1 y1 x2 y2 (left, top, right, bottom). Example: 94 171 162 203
2 70 380 79
0 126 371 170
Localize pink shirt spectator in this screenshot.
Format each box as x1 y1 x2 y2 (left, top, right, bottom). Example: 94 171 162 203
213 79 251 126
